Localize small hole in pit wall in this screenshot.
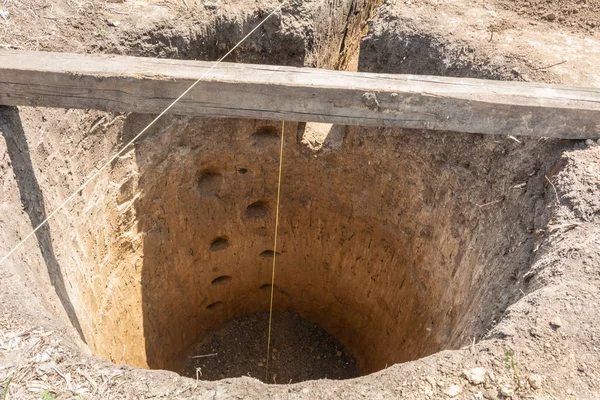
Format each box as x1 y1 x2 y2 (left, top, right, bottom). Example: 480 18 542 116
252 126 280 142
211 275 232 285
245 201 270 219
197 170 223 198
206 301 224 311
260 250 281 258
259 283 289 296
210 237 230 252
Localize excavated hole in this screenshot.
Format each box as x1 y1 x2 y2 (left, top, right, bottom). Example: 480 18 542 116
245 201 271 219
209 237 231 252
36 113 565 384
211 275 232 285
6 6 570 385
197 169 223 198
259 250 280 258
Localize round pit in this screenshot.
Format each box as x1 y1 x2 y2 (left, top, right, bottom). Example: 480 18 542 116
1 0 599 397
8 112 565 383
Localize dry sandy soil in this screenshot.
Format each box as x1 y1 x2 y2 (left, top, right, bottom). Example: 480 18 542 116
0 0 599 399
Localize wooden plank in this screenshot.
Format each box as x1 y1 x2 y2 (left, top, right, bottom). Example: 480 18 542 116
0 50 599 138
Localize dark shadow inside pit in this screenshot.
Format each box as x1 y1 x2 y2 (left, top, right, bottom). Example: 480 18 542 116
118 13 306 66
358 31 510 78
0 106 86 342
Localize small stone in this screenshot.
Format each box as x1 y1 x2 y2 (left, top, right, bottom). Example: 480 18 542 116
530 327 542 338
473 392 484 399
528 374 543 390
463 367 487 385
107 20 120 27
443 384 463 397
500 384 514 397
257 362 264 367
585 139 595 147
550 316 563 328
272 348 278 353
483 388 498 399
597 139 600 145
545 13 557 21
336 351 342 357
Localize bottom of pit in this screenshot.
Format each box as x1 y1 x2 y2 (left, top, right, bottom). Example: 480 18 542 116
179 312 360 383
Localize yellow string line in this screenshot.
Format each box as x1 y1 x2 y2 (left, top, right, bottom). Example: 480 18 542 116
265 120 284 383
0 1 288 267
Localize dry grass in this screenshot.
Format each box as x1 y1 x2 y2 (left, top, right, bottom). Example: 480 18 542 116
0 307 123 399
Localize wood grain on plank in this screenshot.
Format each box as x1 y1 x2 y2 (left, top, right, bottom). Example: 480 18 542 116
0 50 599 138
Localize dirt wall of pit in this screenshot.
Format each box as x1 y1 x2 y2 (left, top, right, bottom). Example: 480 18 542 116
1 101 569 374
0 0 586 390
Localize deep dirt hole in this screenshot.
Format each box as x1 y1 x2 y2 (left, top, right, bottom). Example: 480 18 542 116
3 91 569 384
18 113 563 385
0 1 573 386
125 116 565 380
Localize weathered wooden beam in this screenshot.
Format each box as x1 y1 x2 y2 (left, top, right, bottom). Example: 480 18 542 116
0 50 599 138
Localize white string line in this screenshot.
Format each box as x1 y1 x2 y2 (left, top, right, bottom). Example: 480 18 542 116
0 0 288 266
